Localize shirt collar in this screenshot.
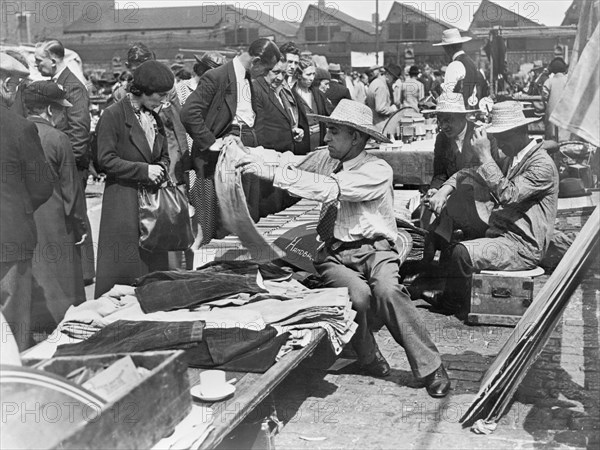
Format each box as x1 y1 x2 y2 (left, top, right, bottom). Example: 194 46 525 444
511 139 538 168
52 65 67 81
452 50 466 61
233 56 247 82
455 123 468 147
341 150 368 171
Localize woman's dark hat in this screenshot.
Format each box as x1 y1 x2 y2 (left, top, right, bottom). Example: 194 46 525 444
132 60 174 93
558 178 591 198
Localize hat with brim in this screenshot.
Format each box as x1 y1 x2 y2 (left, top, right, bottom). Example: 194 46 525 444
23 81 72 107
422 93 478 114
558 178 592 199
384 64 402 80
0 52 30 77
432 28 472 46
328 63 342 74
308 99 392 144
485 101 541 134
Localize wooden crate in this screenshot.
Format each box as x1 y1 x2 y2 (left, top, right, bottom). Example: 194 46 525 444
19 351 191 449
468 272 539 326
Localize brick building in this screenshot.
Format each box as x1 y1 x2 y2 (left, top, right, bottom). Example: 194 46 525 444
62 4 297 66
294 2 376 69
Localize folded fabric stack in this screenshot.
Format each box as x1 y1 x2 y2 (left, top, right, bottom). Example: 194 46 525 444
51 261 357 371
235 288 357 355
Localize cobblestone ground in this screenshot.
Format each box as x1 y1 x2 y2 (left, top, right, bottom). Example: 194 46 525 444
265 272 600 450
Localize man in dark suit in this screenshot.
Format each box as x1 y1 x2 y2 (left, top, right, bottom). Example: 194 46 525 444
35 39 95 283
0 53 54 349
180 38 281 224
422 93 499 255
326 63 352 108
254 59 306 216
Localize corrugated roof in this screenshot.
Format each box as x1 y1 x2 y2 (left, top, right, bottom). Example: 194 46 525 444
228 6 298 37
66 4 298 35
469 0 543 29
387 2 458 31
306 4 376 35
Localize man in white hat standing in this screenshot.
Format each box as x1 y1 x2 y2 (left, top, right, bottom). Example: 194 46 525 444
433 28 488 109
0 53 54 349
236 99 451 398
428 101 559 315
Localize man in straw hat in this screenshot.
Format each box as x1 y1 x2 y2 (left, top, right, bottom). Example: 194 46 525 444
428 101 559 316
236 99 451 397
0 53 54 349
421 93 499 261
433 28 488 109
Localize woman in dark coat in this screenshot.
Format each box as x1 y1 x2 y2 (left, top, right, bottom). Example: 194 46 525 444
95 61 173 297
292 57 333 151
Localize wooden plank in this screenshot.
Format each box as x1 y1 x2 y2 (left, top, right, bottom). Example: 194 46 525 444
192 328 327 449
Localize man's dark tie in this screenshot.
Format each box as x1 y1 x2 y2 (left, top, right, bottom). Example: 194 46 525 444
316 163 344 246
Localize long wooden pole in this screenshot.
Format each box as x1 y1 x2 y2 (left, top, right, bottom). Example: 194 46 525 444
375 0 380 65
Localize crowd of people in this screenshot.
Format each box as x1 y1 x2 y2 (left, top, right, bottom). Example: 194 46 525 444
2 27 568 399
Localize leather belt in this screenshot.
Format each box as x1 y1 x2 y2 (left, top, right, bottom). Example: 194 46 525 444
329 236 389 252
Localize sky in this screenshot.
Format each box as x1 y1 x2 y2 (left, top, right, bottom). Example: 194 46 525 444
122 1 574 30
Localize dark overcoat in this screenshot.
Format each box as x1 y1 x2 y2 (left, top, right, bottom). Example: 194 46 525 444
94 96 170 297
0 103 53 263
30 117 87 323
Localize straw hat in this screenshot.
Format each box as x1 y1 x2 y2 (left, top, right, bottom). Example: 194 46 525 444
422 93 478 114
432 29 472 46
0 52 30 77
308 99 392 143
485 101 541 134
328 63 342 74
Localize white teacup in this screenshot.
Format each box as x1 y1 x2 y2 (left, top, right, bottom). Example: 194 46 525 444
199 370 226 389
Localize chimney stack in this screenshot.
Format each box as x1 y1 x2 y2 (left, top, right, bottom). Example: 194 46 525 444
318 0 326 9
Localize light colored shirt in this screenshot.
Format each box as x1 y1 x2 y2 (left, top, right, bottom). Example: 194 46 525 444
232 56 255 128
510 139 538 171
443 50 467 93
255 148 398 242
455 123 468 152
366 76 398 130
401 77 425 110
52 65 67 82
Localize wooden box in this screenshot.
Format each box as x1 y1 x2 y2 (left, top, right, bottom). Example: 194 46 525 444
20 351 191 449
468 272 538 326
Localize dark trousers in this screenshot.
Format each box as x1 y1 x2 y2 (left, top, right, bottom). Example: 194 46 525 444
228 126 260 223
440 243 475 310
0 259 32 350
314 239 441 379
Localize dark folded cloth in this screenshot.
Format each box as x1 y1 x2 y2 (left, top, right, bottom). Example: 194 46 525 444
54 320 205 357
195 260 292 280
135 270 267 313
211 332 290 373
184 326 289 373
185 326 278 366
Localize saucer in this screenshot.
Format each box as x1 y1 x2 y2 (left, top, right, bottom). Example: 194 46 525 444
190 383 235 402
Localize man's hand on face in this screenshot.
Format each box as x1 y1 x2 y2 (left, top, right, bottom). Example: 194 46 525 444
470 127 493 164
235 154 274 182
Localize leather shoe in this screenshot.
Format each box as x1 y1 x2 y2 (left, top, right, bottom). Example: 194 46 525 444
360 350 391 377
423 364 451 398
